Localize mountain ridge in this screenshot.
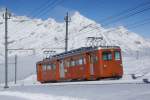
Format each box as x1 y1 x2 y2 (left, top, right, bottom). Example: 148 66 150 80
0 11 149 57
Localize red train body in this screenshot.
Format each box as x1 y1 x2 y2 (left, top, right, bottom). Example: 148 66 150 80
36 46 123 83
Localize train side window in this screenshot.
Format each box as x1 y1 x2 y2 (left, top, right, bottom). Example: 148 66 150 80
115 51 121 60
83 58 86 64
51 64 56 70
42 64 47 71
102 52 112 60
70 60 75 66
79 58 83 65
47 64 51 70
75 59 79 65
66 61 70 67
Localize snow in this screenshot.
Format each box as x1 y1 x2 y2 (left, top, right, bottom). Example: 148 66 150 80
0 10 150 100
0 82 150 100
0 91 86 100
0 53 149 100
0 56 150 100
0 10 150 82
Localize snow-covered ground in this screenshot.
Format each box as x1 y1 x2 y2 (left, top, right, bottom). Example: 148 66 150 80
0 53 149 100
0 81 150 100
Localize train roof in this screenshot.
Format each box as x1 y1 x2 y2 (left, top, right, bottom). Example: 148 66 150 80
37 46 120 64
53 46 120 58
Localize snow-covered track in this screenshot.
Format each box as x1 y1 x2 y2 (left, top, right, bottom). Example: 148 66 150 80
14 79 149 87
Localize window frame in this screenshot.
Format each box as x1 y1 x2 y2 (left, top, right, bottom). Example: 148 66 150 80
70 60 75 67
51 63 56 70
47 64 51 70
102 52 112 61
114 51 121 60
42 64 47 71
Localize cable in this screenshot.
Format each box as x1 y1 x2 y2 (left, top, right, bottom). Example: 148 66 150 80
79 1 150 31
33 0 64 18
8 0 58 34
72 17 150 41
9 0 64 48
103 6 150 26
123 17 150 28
127 20 150 29
26 0 54 18
101 0 150 23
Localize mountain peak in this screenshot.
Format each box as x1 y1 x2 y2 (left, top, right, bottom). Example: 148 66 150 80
72 11 82 17
71 11 96 25
116 26 128 33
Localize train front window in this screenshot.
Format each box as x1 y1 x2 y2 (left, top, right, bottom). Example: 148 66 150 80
102 52 112 60
115 51 121 60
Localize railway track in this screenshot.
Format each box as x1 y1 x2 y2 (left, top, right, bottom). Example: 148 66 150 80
34 79 150 87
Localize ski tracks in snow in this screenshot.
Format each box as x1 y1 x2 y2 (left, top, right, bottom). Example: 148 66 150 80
0 91 86 100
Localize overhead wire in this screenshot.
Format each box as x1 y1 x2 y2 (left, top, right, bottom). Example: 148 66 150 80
71 17 150 41
50 1 150 48
101 0 150 24
26 0 55 18
103 6 150 26
33 0 64 18
79 0 150 32
6 0 65 52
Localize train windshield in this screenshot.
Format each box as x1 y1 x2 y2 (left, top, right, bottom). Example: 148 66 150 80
102 52 112 60
114 51 121 60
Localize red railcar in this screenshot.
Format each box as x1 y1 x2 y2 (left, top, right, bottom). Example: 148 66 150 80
36 46 123 83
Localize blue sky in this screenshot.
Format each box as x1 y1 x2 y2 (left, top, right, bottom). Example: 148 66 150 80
0 0 150 38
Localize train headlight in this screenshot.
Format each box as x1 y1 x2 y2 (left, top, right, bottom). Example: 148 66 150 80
103 65 107 68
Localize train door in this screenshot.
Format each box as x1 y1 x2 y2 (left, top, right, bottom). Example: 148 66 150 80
51 63 56 80
42 64 47 82
89 54 94 75
89 53 99 77
59 60 65 79
102 51 113 77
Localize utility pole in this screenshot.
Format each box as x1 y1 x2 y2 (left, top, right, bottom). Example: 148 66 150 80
3 8 11 88
14 55 17 84
64 12 71 52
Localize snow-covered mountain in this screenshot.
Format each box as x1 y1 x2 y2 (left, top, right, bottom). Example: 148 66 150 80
0 11 150 57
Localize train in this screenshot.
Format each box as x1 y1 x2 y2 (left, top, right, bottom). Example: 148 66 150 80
36 46 123 83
